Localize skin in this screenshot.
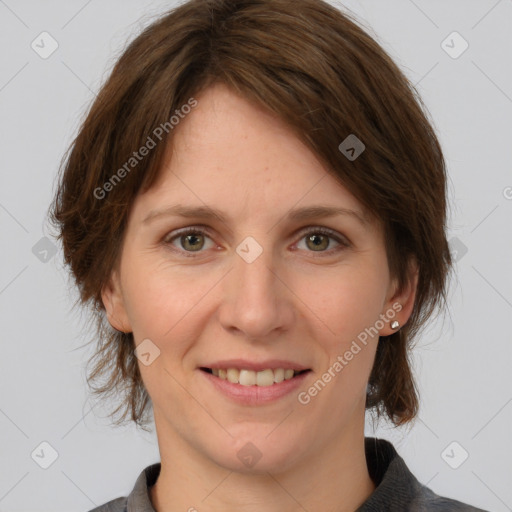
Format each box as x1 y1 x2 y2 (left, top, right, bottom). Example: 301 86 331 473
102 82 418 512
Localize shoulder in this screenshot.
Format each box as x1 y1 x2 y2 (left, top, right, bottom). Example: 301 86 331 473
86 462 160 512
411 484 489 511
87 496 127 512
361 437 489 511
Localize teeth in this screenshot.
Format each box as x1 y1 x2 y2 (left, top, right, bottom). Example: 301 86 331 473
239 369 257 386
211 368 304 386
274 368 285 383
226 368 239 384
256 369 274 386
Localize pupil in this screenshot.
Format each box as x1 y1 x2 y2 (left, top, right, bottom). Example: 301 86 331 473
308 234 327 250
184 234 203 251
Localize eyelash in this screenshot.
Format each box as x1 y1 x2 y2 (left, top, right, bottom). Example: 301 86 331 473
162 225 350 258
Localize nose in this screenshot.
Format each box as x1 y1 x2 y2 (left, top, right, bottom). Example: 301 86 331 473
218 242 295 342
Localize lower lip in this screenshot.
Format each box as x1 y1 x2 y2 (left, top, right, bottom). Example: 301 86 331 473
198 369 311 405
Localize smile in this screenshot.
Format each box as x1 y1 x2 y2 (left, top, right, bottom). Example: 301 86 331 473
200 367 309 386
199 367 312 405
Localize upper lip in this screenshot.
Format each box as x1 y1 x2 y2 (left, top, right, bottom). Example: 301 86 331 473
200 359 311 372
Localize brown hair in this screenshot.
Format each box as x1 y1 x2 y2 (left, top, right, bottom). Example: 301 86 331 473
49 0 453 431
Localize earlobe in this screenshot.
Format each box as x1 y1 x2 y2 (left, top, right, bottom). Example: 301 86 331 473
379 259 419 337
101 272 132 334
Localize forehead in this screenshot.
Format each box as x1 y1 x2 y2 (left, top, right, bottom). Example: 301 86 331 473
136 83 375 229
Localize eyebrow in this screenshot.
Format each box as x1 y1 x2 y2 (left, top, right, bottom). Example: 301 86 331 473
143 204 370 227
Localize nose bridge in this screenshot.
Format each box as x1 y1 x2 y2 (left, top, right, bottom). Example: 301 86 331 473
219 236 291 339
233 238 279 309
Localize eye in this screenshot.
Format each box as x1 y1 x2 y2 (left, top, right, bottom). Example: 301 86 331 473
163 227 215 255
162 226 350 257
294 227 350 255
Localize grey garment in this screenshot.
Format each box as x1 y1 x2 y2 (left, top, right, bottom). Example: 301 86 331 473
88 437 489 512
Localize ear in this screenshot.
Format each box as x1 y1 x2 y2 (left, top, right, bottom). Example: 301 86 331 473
378 257 419 336
101 270 132 333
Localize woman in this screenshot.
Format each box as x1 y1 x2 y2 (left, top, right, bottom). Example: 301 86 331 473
49 0 488 510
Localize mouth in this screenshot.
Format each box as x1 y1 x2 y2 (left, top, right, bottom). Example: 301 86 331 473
199 367 311 387
198 365 312 405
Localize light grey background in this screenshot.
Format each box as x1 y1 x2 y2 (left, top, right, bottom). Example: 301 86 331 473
0 1 511 511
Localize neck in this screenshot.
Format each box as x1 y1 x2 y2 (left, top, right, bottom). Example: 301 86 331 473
150 413 376 512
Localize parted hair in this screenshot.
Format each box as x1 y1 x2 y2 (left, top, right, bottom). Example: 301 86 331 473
49 0 453 431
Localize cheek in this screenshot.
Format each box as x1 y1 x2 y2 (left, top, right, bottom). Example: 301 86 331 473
308 263 388 343
121 256 221 349
310 271 383 405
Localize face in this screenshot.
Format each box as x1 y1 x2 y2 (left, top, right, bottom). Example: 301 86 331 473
102 83 417 474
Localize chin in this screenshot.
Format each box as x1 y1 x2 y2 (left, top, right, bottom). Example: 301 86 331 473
207 430 305 475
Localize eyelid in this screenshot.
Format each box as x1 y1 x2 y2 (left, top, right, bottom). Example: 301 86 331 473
162 224 350 256
162 225 215 244
293 226 350 254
